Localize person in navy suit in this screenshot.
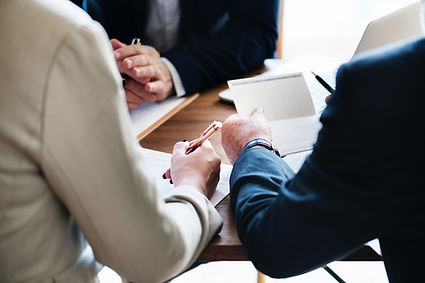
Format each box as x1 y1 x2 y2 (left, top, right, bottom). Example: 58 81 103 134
78 0 279 109
220 7 425 282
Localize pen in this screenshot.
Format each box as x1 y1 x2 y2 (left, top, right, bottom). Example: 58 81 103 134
162 121 222 183
186 121 222 154
122 38 142 86
311 71 335 94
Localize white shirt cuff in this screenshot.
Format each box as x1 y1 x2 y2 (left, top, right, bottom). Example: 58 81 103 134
161 57 186 97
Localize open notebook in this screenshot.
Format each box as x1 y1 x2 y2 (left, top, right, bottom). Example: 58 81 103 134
141 148 231 206
228 72 322 156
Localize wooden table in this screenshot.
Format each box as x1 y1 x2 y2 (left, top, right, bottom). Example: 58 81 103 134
140 83 381 262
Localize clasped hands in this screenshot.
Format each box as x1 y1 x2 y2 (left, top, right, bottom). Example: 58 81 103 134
111 39 174 110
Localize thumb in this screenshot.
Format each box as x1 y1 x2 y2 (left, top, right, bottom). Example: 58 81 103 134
250 107 267 122
250 107 264 116
172 141 189 156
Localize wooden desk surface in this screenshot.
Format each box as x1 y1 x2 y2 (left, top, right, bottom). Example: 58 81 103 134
140 84 248 261
140 83 381 262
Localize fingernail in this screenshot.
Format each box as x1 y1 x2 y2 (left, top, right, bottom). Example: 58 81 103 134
114 51 121 60
169 179 173 184
182 139 188 142
162 173 166 179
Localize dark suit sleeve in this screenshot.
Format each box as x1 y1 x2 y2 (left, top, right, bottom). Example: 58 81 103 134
162 0 279 94
230 65 385 278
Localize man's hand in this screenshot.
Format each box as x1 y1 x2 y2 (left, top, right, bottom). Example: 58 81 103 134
221 108 272 164
111 39 174 109
170 140 221 199
325 94 332 104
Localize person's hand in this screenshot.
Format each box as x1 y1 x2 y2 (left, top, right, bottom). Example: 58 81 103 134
221 108 272 164
325 94 332 104
111 39 174 109
170 140 221 199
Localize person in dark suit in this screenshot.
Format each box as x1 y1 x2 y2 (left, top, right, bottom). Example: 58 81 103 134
79 0 279 108
220 26 425 283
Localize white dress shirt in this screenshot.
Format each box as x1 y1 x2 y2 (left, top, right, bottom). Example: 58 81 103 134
0 0 222 282
144 0 187 96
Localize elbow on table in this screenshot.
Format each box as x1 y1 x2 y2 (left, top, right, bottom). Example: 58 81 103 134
248 246 309 279
241 228 307 279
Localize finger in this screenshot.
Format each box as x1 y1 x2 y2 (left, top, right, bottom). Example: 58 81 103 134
325 94 332 104
125 90 145 105
110 38 126 50
250 107 267 122
131 65 157 80
122 55 151 69
250 107 264 116
114 44 156 61
127 101 141 111
126 79 159 103
172 141 190 157
162 168 172 180
120 67 150 85
145 81 170 101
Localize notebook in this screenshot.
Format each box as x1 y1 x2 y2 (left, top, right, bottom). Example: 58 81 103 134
228 73 322 156
130 94 199 141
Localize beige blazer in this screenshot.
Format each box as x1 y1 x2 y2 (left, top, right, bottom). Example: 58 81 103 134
0 0 222 282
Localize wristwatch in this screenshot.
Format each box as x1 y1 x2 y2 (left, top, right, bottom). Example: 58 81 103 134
243 138 281 157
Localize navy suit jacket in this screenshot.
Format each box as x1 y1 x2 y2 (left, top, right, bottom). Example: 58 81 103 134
230 38 425 282
82 0 279 94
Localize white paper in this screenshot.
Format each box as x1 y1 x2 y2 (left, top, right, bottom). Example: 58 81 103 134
228 72 323 156
141 148 231 206
228 73 315 121
129 96 186 137
269 115 322 156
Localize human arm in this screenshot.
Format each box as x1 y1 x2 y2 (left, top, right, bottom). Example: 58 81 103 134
221 74 383 277
40 22 222 282
161 0 280 94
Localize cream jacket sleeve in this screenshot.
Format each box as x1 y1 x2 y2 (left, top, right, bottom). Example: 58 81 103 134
40 21 222 282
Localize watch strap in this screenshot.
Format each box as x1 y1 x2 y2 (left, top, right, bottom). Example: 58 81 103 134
243 138 281 157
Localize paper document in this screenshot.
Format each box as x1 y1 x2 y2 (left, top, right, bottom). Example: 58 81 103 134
130 95 198 141
228 73 322 156
229 73 315 121
141 148 231 206
220 54 340 113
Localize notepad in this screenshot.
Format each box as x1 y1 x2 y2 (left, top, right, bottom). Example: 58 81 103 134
141 148 231 206
130 94 199 141
228 73 322 156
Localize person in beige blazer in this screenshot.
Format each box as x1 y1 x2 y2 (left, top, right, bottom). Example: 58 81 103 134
0 0 222 282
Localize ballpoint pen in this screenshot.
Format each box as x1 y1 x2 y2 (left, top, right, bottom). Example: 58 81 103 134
162 121 222 183
186 121 222 154
311 71 335 94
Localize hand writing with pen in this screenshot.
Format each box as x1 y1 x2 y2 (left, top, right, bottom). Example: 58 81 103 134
164 121 223 199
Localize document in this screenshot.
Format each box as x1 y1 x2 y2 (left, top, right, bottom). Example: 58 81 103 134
130 94 198 141
228 73 322 156
141 148 231 206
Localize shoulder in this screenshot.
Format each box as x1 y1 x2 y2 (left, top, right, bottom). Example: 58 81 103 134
339 37 425 81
